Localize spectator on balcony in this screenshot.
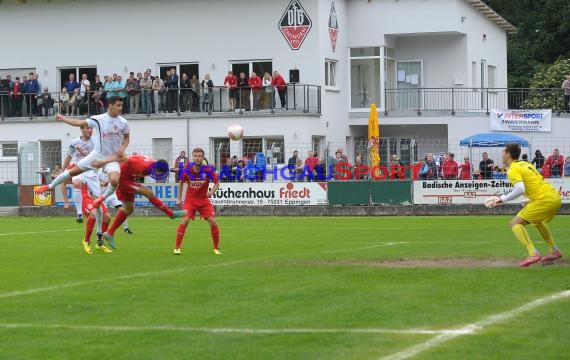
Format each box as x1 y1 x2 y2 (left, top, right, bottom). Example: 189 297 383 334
25 72 39 116
11 76 24 117
458 156 472 180
562 75 570 113
152 74 165 113
0 75 12 117
249 72 262 111
67 88 82 116
65 73 80 95
479 152 494 179
91 87 105 115
237 72 250 111
104 74 117 99
165 68 179 113
116 75 128 112
224 70 238 112
201 74 214 112
79 73 90 98
545 148 564 178
125 73 140 114
93 75 103 95
179 73 191 112
38 87 54 117
442 152 458 179
59 88 70 115
190 74 200 112
262 72 273 110
532 149 545 172
271 71 287 110
139 72 152 114
563 156 570 178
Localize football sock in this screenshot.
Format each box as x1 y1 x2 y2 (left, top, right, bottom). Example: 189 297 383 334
97 233 103 246
108 209 128 236
149 196 174 217
122 219 129 230
94 207 103 234
211 224 220 250
102 183 116 200
72 188 83 216
49 169 71 188
175 224 187 249
102 218 109 233
534 222 558 251
512 224 539 256
85 216 95 243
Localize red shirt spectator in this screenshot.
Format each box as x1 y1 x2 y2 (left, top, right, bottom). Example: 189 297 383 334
545 149 564 177
224 73 238 88
248 74 262 89
458 157 472 180
271 73 287 90
442 154 458 179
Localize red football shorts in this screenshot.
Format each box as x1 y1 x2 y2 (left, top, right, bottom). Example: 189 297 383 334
115 179 142 203
183 198 215 220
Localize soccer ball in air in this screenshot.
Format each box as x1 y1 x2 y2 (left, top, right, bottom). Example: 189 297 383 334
227 124 244 141
484 196 499 208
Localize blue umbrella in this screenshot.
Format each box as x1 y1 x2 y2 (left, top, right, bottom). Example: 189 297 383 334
459 133 529 147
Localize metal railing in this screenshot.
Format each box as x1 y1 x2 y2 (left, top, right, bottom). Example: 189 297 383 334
0 84 321 121
384 87 570 115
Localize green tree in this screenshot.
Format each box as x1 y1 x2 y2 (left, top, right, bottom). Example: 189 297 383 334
522 59 570 110
484 0 570 88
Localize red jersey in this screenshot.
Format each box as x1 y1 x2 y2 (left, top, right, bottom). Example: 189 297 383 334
81 185 108 216
271 75 287 90
120 155 156 180
181 165 219 200
224 75 238 88
248 76 262 89
459 162 471 180
442 159 458 179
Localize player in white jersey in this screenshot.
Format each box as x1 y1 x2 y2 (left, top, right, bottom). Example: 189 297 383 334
61 125 98 223
37 96 129 208
99 171 133 234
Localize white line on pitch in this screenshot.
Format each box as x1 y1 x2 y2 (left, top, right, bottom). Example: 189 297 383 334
380 290 570 360
0 229 81 236
0 323 472 336
0 243 401 299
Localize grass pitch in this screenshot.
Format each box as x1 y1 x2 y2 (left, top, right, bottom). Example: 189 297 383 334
1 215 569 359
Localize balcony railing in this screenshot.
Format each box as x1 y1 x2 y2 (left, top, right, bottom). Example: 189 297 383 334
383 88 569 115
0 84 321 121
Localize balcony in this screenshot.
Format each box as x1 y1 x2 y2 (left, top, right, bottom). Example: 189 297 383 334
0 84 321 121
383 88 569 116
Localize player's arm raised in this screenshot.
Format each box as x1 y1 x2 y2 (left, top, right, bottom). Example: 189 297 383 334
55 113 89 127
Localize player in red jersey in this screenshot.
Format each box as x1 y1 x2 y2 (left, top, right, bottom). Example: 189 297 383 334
98 154 187 249
174 147 221 255
80 184 113 254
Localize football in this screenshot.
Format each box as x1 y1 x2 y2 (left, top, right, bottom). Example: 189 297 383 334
227 124 244 141
484 196 499 208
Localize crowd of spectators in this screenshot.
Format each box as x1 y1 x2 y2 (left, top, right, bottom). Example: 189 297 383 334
0 68 292 118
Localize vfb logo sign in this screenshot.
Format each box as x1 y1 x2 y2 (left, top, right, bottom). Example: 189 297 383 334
279 0 312 50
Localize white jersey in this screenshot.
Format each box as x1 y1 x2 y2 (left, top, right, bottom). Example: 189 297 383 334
86 113 130 157
67 137 94 165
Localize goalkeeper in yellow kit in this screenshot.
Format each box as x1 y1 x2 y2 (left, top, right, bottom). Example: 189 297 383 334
491 143 562 267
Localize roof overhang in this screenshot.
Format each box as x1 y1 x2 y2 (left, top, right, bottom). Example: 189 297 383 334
466 0 517 34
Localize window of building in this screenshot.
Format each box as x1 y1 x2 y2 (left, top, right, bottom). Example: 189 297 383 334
1 142 18 158
471 61 477 89
230 60 273 79
488 65 496 89
241 136 285 164
211 138 231 168
158 63 199 80
350 47 381 109
325 59 338 89
58 66 97 92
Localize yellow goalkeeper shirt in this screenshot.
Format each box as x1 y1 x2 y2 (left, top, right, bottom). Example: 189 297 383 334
507 160 556 201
